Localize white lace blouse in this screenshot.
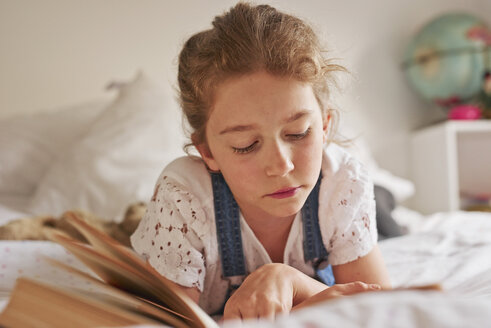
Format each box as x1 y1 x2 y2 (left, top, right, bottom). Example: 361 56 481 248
130 143 377 314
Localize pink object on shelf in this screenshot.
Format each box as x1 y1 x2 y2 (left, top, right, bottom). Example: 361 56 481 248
447 104 482 120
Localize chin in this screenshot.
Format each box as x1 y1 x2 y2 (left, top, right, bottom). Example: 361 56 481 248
268 201 304 219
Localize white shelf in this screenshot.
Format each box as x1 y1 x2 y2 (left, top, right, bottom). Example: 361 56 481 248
444 120 491 133
410 120 491 214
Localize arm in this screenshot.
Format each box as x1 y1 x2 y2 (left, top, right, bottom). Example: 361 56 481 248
222 263 381 321
171 246 391 315
292 245 391 311
332 245 391 289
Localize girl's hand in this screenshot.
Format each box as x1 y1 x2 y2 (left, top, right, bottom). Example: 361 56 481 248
223 263 320 321
292 281 381 311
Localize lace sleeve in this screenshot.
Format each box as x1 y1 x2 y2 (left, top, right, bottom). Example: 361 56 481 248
319 156 378 266
130 174 210 291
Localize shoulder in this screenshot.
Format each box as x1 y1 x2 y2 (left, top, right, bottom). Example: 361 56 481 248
319 143 374 209
321 143 369 182
146 155 215 238
318 143 378 265
156 155 213 205
132 155 216 251
162 155 210 186
130 156 216 291
320 143 373 200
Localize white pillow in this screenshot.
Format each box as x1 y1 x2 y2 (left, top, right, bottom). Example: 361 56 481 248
28 72 186 221
0 100 107 197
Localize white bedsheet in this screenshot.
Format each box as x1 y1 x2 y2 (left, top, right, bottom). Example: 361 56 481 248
383 211 491 296
227 290 491 328
1 210 491 327
229 211 491 327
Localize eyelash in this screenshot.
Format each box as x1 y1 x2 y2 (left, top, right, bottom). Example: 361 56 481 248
288 127 312 140
232 127 312 154
233 141 258 154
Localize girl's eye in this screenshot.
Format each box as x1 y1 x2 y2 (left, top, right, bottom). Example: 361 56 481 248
232 141 258 154
287 127 311 140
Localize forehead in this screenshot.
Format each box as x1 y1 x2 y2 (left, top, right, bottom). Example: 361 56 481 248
208 72 320 129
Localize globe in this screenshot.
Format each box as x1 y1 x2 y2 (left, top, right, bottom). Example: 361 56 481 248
403 13 491 108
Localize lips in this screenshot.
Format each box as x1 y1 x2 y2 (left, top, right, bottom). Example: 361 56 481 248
266 187 300 199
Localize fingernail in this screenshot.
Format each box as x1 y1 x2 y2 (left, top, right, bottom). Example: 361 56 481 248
370 284 381 289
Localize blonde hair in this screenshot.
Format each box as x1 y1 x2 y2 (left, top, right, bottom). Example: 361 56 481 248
177 2 346 151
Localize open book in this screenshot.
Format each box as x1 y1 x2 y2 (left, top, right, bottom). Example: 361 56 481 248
0 212 218 328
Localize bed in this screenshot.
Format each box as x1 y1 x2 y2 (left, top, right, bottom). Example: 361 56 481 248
1 72 491 327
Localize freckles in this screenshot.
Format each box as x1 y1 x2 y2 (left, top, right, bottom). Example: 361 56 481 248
223 165 259 199
294 142 322 167
294 147 323 186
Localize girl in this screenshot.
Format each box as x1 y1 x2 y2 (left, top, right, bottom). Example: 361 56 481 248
131 2 391 321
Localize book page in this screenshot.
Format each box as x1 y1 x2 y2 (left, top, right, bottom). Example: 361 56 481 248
44 213 218 328
46 257 192 328
0 277 159 328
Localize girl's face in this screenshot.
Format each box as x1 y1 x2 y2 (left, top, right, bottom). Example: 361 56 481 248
197 71 327 223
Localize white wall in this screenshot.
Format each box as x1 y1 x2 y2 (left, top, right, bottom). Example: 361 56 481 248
1 0 489 180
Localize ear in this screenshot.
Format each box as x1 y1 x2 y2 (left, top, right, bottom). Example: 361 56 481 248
195 143 220 172
322 112 331 143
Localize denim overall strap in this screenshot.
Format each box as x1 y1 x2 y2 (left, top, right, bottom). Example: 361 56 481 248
302 173 335 286
210 172 247 277
302 173 327 261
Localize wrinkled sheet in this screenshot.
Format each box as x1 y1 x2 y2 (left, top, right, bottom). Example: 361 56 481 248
229 211 491 327
1 210 491 327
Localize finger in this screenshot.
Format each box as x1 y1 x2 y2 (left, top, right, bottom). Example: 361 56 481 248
296 283 366 306
257 304 277 322
223 306 242 322
238 308 260 321
333 281 370 294
346 281 381 294
292 282 381 312
223 312 242 322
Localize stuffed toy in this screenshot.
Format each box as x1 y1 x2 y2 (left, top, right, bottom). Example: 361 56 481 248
0 202 146 247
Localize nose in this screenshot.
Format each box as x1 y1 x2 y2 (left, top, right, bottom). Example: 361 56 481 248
264 141 294 177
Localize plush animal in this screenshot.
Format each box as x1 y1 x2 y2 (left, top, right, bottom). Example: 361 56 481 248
0 202 146 247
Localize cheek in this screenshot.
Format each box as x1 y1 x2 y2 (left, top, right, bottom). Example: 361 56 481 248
293 133 324 173
213 150 261 189
221 162 262 203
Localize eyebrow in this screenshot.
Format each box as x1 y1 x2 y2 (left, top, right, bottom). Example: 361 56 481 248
219 110 312 135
